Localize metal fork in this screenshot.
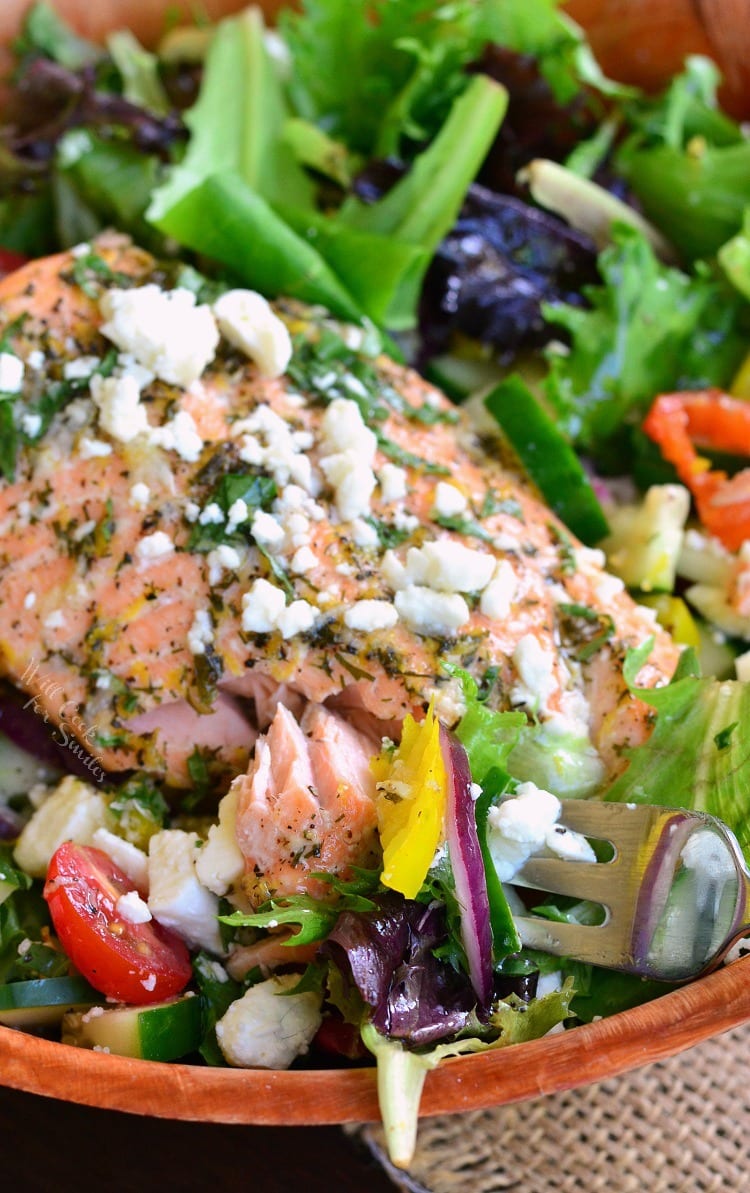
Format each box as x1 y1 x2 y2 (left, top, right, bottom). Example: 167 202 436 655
512 801 750 982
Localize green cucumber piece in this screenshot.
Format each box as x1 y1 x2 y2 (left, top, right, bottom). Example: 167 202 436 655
0 976 103 1027
62 994 201 1061
484 375 609 545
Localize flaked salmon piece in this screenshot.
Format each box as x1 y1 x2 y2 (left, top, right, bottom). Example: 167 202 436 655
233 702 379 903
0 237 679 814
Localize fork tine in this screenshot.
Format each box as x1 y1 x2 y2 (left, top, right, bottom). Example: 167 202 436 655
515 856 621 904
514 915 633 969
558 799 647 841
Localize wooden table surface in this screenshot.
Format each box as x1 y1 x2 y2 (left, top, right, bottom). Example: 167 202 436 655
0 1085 396 1193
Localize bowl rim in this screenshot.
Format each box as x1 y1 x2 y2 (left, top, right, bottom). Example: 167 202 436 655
4 955 750 1123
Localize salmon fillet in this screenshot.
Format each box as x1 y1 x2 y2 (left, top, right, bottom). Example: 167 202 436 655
0 236 679 890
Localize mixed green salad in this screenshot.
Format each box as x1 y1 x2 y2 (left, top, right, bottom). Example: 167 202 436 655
1 0 750 1169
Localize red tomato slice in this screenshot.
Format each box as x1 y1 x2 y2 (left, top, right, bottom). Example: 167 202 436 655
44 843 192 1005
0 248 28 278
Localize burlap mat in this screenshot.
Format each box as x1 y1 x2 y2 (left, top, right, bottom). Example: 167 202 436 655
349 1022 750 1192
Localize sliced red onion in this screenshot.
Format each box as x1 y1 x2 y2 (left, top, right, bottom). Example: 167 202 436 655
0 686 114 783
440 726 494 1010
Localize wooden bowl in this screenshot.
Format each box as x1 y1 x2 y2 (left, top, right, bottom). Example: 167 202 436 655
1 0 750 1126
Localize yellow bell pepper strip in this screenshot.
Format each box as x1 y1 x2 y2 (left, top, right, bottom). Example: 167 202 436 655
372 705 447 900
643 389 750 552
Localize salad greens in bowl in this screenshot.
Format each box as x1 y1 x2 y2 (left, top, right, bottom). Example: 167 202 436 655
1 0 750 1169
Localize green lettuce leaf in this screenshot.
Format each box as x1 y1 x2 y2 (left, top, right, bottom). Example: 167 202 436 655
543 225 746 456
603 640 750 858
617 57 750 260
15 1 101 69
150 6 313 217
719 207 750 300
280 0 491 159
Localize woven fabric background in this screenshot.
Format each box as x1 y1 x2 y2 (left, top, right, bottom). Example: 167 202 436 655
351 1023 750 1192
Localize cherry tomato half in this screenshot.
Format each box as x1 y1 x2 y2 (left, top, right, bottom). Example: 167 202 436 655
0 248 28 278
44 843 192 1005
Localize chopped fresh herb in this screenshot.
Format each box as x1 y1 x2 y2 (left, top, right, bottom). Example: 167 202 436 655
257 544 295 599
183 747 215 811
434 513 494 543
65 250 132 298
108 774 169 848
362 516 411 550
548 522 577 575
188 470 277 553
334 652 376 682
375 431 450 476
557 602 615 662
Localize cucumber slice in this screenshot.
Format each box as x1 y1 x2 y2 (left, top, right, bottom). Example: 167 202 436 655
484 375 609 545
0 976 103 1028
62 993 202 1061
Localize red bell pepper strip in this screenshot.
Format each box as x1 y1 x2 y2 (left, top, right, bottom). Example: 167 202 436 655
643 390 750 552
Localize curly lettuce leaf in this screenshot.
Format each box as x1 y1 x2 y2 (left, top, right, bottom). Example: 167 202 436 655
280 0 493 159
603 640 750 858
361 979 574 1167
543 225 746 454
616 57 750 260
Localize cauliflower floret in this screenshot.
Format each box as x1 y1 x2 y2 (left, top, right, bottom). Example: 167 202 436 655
216 973 322 1069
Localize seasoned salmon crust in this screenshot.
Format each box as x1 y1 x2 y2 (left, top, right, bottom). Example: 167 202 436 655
0 234 678 845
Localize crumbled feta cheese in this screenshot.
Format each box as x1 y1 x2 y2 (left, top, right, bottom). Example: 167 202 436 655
480 560 517 621
91 828 148 891
199 502 224 526
79 437 113 459
100 285 219 388
20 412 42 438
432 481 468 518
188 609 214 656
251 510 285 548
44 609 65 629
242 578 286 634
485 781 595 882
215 973 322 1069
195 786 245 897
511 634 558 714
0 352 23 393
90 373 150 443
150 409 204 462
129 482 150 509
27 350 45 371
116 890 152 924
148 829 222 953
344 600 399 632
14 777 109 879
207 543 242 585
404 540 495 593
276 599 317 639
63 355 101 381
381 549 407 590
350 518 380 549
136 531 174 564
226 498 249 533
320 450 376 522
378 463 407 503
234 405 315 492
319 398 377 521
392 506 419 534
394 585 470 636
290 545 318 575
213 289 292 378
184 500 201 523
